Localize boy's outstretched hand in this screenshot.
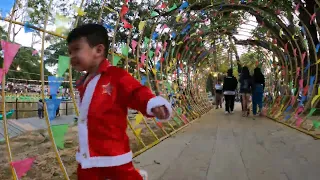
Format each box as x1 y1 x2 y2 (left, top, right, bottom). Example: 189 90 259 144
151 105 170 120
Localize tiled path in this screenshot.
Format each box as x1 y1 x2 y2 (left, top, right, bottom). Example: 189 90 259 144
134 104 320 180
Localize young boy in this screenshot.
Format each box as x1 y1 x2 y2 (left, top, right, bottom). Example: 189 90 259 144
67 24 172 180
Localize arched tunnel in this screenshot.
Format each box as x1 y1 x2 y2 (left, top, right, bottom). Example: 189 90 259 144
0 0 320 179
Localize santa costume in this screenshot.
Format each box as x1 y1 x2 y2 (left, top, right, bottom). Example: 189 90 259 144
76 60 172 180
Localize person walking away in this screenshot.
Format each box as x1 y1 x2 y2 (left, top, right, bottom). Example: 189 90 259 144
37 99 44 119
252 67 265 116
214 80 223 109
223 69 238 114
239 66 252 117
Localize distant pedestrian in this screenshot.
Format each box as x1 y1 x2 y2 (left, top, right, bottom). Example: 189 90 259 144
223 69 238 114
37 99 44 119
214 79 223 109
252 67 265 116
239 66 252 117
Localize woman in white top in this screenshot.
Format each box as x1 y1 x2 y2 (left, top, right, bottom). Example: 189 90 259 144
214 80 223 109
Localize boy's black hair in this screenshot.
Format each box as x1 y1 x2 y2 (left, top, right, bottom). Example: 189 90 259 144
67 24 109 56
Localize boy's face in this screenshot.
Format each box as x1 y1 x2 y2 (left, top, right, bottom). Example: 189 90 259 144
68 37 105 72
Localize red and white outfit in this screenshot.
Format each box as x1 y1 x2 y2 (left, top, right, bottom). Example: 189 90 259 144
76 60 172 180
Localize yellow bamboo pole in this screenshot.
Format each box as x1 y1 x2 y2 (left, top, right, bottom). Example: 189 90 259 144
39 0 69 179
2 1 19 179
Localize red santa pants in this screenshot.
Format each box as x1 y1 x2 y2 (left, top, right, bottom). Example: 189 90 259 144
77 162 143 180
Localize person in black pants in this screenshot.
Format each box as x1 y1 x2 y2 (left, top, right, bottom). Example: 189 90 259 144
223 69 238 114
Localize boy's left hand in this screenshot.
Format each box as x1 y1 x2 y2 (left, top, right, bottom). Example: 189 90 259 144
152 105 170 120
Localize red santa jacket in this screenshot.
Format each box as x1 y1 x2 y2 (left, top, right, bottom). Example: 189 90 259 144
75 60 172 169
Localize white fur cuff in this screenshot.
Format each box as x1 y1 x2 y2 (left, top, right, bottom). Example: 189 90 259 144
147 96 172 120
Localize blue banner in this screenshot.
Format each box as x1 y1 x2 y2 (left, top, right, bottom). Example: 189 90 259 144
46 99 61 121
48 76 63 96
141 76 147 85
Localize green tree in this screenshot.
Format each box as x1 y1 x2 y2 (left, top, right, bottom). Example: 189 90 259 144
239 51 262 73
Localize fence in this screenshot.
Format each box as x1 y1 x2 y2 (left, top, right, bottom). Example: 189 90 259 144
0 100 75 119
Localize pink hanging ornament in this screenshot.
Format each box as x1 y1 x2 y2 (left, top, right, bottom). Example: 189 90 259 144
290 96 296 106
293 48 297 57
295 3 300 12
1 40 21 73
162 24 168 29
301 52 306 64
155 45 161 56
296 106 304 115
140 53 146 65
131 40 137 53
299 79 303 89
32 50 38 56
11 157 36 179
164 42 168 49
310 13 316 25
123 20 132 29
0 68 3 83
184 35 190 42
295 117 303 127
296 67 300 77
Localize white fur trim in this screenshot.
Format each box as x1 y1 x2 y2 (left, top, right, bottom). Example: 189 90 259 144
147 96 172 120
76 151 133 169
78 74 101 166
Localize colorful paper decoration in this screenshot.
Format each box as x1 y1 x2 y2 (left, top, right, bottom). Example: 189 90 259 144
138 21 146 31
307 108 317 118
48 76 63 96
168 3 177 12
140 76 147 85
57 56 70 77
11 157 36 179
148 51 154 59
1 40 20 73
0 68 3 83
32 50 38 56
54 14 70 35
295 117 303 127
151 11 159 17
134 113 144 127
131 40 137 53
51 124 69 149
113 54 121 66
72 5 86 16
179 1 189 10
173 117 182 125
312 120 320 129
121 45 129 57
140 53 146 65
24 22 35 33
135 128 142 136
46 98 61 121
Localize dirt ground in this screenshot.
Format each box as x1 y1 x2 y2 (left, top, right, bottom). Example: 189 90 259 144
0 122 177 180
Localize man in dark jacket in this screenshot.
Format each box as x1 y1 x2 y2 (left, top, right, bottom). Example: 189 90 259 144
223 69 238 114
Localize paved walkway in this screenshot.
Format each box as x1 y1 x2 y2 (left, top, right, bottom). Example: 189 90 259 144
0 115 75 140
134 104 320 180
